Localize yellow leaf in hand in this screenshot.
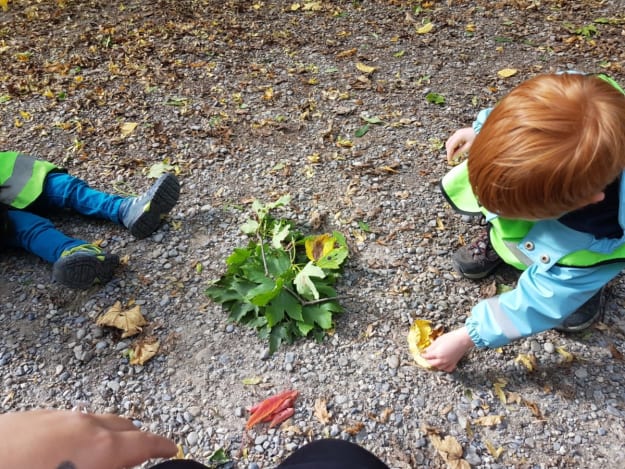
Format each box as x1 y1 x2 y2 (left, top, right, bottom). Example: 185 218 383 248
96 301 147 338
407 319 443 369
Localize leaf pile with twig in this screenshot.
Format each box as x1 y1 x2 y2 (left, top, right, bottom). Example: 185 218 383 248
206 195 349 354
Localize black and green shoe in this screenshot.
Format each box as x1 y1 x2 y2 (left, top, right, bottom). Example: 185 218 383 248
52 244 119 289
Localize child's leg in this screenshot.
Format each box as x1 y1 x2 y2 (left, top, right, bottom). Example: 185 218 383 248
6 209 85 263
6 209 119 289
39 172 125 224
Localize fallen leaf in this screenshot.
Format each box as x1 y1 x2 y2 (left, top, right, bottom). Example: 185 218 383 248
515 353 537 372
416 22 434 34
493 378 507 405
378 407 392 423
425 427 470 469
473 415 504 427
96 301 147 338
497 68 518 78
355 62 376 74
523 399 543 418
314 398 331 424
344 422 364 435
120 122 138 137
129 337 159 365
484 440 504 459
555 346 575 363
336 48 357 58
242 376 263 385
609 343 624 361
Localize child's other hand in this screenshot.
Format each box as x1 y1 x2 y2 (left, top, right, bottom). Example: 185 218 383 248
445 127 476 164
421 327 475 372
0 409 177 469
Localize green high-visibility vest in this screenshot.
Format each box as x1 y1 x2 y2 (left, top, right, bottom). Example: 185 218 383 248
441 161 625 269
441 74 625 270
0 152 59 209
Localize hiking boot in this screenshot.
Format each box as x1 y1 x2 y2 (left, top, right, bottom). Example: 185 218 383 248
452 230 503 279
52 244 119 289
555 287 607 332
119 173 180 239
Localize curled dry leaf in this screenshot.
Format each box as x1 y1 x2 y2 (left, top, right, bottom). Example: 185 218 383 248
130 337 160 365
424 426 470 469
497 68 518 78
473 415 504 427
314 398 331 425
407 319 443 369
96 301 147 338
515 353 537 372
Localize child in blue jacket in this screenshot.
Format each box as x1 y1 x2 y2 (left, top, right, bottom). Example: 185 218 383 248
0 152 179 289
423 72 625 371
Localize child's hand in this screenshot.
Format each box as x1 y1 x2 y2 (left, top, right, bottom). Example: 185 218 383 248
0 409 177 469
421 327 475 372
445 127 476 164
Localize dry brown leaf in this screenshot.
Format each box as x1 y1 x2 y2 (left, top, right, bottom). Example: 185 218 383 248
484 440 504 459
608 343 624 361
96 301 147 338
427 431 470 469
473 415 504 427
314 398 331 425
120 122 138 137
344 422 364 435
336 48 357 58
523 399 543 419
130 337 160 365
378 407 393 423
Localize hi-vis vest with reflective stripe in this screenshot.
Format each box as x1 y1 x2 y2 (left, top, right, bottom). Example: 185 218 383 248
442 161 625 270
0 152 59 209
441 74 625 270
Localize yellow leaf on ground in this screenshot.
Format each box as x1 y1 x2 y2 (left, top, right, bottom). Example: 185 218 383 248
497 68 518 78
493 378 507 404
473 415 504 427
555 346 575 363
314 398 331 424
424 427 470 469
0 0 8 11
485 440 504 459
120 122 138 137
129 337 159 365
355 62 376 74
302 1 322 11
515 353 537 372
96 301 147 338
290 2 300 10
416 22 434 34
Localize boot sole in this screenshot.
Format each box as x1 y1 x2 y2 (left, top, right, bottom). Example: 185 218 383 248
52 252 120 289
452 259 503 280
128 174 180 239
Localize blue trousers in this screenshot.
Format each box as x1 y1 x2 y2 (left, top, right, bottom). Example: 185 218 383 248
5 172 125 263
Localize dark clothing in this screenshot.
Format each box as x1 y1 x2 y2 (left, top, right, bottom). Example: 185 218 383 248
150 439 390 469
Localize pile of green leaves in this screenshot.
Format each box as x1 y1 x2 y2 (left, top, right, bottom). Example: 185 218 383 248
206 196 349 354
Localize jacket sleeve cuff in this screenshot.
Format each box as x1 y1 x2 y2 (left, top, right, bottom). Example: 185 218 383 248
472 108 493 134
465 317 488 349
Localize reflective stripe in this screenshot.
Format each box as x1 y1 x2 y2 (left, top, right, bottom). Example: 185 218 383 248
0 155 36 205
503 240 533 267
486 297 521 341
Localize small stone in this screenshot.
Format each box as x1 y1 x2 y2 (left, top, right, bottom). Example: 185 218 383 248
186 431 199 446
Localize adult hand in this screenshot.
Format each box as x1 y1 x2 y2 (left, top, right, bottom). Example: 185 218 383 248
0 409 177 469
421 327 475 372
445 127 476 164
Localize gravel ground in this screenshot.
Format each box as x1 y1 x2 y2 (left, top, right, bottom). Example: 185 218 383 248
1 1 625 468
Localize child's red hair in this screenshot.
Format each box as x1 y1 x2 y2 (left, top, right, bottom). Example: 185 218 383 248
469 73 625 219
